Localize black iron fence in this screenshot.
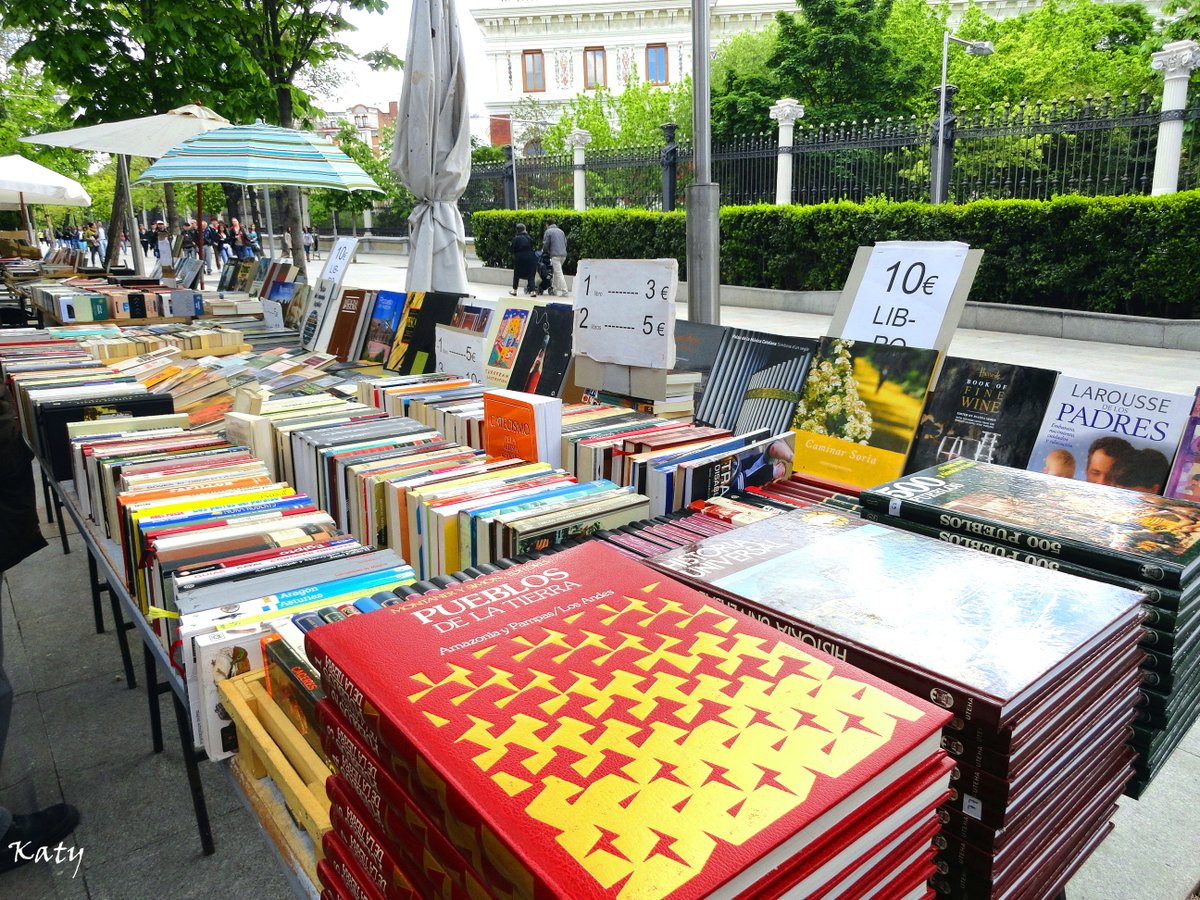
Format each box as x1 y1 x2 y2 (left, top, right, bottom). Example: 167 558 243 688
341 93 1200 233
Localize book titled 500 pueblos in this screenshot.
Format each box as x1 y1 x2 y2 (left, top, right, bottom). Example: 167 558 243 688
305 543 952 899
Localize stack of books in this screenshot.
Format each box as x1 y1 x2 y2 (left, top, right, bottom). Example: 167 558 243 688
860 459 1200 798
306 542 955 900
647 505 1148 898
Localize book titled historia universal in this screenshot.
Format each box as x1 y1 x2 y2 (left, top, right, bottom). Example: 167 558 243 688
1027 375 1194 495
306 543 951 900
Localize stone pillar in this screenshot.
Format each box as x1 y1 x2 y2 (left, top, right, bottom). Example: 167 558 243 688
1151 40 1200 196
567 128 591 211
769 98 805 205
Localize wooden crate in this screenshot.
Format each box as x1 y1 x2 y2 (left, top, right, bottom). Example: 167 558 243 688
219 668 331 886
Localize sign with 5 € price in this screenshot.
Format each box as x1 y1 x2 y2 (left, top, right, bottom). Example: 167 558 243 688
300 236 359 349
833 241 979 350
572 258 678 369
434 324 487 384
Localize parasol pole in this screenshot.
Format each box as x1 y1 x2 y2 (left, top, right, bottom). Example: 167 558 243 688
263 185 275 257
197 184 205 290
120 155 147 276
19 191 35 247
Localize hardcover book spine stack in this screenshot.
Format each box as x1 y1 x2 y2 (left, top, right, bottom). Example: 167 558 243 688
306 543 955 900
860 460 1200 799
646 506 1149 900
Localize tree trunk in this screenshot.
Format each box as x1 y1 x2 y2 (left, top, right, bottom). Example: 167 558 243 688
221 183 242 222
164 182 179 236
274 85 307 277
105 160 127 270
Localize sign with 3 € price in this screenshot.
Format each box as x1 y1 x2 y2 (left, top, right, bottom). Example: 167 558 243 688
572 258 678 369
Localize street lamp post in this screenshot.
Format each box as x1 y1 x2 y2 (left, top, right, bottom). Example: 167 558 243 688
934 32 994 204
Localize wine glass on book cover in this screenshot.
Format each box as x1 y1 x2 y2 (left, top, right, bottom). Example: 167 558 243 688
937 435 965 463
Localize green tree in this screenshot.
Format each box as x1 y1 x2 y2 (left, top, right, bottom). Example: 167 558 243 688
311 120 414 232
541 77 692 153
711 26 785 138
769 0 920 123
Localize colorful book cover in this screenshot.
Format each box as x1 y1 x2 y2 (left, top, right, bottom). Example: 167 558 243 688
505 303 574 397
905 357 1059 474
361 290 408 365
306 543 950 900
648 506 1145 730
1164 389 1200 501
1027 376 1194 495
486 303 532 386
695 328 815 435
791 338 939 490
860 459 1200 590
386 292 461 375
481 391 540 463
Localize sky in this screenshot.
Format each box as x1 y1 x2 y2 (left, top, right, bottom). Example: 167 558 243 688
330 1 493 138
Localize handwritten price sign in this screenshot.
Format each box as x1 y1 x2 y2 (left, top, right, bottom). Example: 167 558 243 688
435 325 487 383
572 258 678 369
839 241 970 347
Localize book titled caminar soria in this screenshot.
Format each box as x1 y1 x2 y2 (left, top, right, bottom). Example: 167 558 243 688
306 542 952 899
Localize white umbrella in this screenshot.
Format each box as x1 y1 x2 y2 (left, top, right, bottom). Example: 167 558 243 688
0 155 92 245
391 0 471 294
0 154 92 207
19 103 229 159
21 104 231 274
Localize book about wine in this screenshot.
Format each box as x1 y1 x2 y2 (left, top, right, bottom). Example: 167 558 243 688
791 338 939 490
905 357 1058 474
306 543 950 900
1028 376 1193 495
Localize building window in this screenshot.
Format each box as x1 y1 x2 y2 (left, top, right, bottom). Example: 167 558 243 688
584 47 606 90
522 50 545 92
646 44 668 85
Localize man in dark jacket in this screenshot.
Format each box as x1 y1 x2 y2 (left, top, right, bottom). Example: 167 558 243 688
0 391 80 874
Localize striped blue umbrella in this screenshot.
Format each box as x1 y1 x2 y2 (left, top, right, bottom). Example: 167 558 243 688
132 121 383 193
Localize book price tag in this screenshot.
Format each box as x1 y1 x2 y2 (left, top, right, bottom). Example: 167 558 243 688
839 241 970 347
261 298 285 330
572 258 677 369
435 324 487 384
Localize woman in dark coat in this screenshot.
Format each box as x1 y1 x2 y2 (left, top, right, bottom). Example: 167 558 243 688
510 223 538 296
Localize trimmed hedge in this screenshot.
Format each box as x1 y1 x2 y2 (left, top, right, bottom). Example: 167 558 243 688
472 193 1200 319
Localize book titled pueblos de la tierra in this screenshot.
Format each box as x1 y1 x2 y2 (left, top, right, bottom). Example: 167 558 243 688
305 542 950 899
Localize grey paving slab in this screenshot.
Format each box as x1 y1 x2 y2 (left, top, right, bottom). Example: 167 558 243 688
0 843 90 900
80 806 292 900
3 579 36 700
36 670 152 775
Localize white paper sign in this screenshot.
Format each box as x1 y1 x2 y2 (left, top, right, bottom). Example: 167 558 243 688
261 298 285 330
300 236 359 349
839 241 969 347
572 258 677 369
435 325 488 383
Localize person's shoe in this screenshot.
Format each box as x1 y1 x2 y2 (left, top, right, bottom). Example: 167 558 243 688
508 290 518 296
0 804 81 874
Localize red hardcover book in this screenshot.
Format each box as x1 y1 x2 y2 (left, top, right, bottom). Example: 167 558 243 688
317 702 507 899
307 543 951 900
327 776 475 900
321 831 413 900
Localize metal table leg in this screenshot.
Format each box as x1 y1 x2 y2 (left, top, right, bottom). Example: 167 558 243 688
143 644 164 754
40 469 54 525
172 690 215 855
52 490 69 555
103 577 136 690
87 551 105 634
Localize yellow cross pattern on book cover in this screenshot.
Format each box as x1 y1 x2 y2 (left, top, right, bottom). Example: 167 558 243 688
307 543 949 899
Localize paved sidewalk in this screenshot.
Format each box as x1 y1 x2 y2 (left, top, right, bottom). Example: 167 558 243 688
0 252 1196 899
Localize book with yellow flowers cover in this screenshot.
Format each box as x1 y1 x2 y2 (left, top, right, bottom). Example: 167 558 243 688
306 542 950 900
